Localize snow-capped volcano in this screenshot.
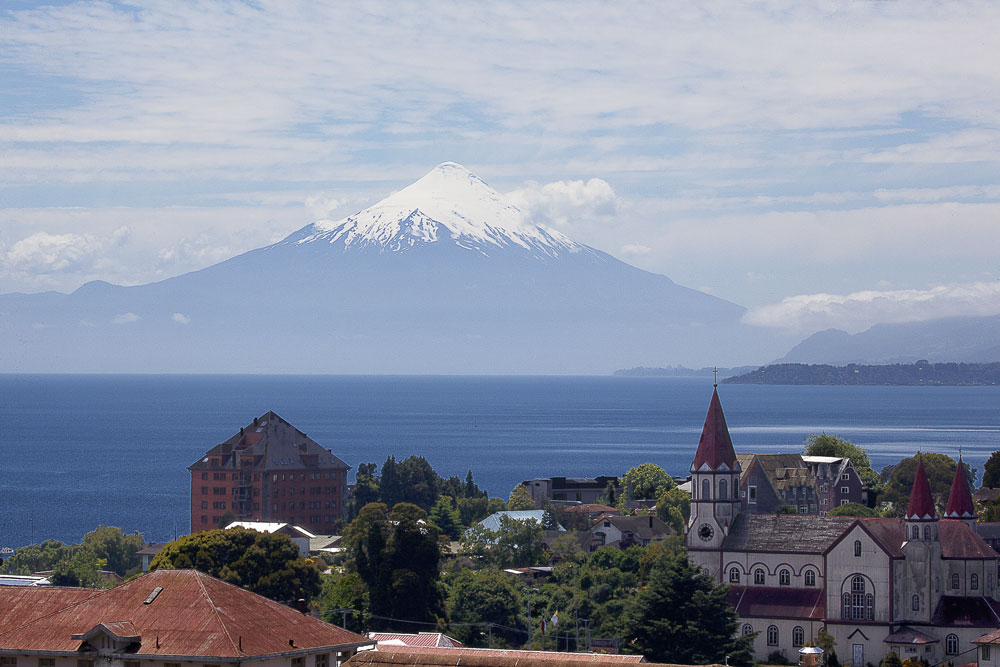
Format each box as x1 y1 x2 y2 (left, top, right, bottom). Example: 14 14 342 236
283 162 583 257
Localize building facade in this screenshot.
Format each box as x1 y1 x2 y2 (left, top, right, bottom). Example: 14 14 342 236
687 388 1000 667
736 453 865 515
189 411 351 533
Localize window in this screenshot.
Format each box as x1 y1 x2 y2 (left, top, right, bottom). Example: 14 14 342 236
292 659 304 667
125 662 140 667
201 515 208 524
984 646 991 661
845 576 874 621
719 479 728 500
702 479 711 500
316 655 329 667
842 473 851 480
841 486 850 494
912 595 919 611
821 498 828 506
855 540 862 557
946 634 959 655
1 660 16 667
793 626 804 647
201 472 208 480
912 525 920 540
840 499 849 505
730 567 740 583
201 486 208 495
39 660 54 667
755 568 765 584
749 485 757 503
742 624 754 636
213 487 226 495
78 661 94 667
953 573 960 590
201 501 208 509
767 626 779 646
805 570 816 587
972 574 980 590
780 569 790 586
923 525 930 540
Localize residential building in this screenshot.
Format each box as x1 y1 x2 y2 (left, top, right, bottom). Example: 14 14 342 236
736 453 864 515
225 521 317 556
687 387 1000 666
590 515 674 549
522 477 619 506
136 543 165 573
0 568 369 667
189 411 351 534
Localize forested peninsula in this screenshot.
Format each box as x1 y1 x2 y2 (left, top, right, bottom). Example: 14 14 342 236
724 361 1000 386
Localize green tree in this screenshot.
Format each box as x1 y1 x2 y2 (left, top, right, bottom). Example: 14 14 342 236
49 547 103 588
805 433 883 504
881 453 975 512
983 451 1000 488
320 571 368 632
656 487 691 534
151 527 320 603
429 495 463 540
1 539 72 575
826 502 877 517
81 526 145 576
447 568 524 646
881 651 902 667
507 484 536 510
460 516 545 568
620 551 752 665
620 463 675 504
457 495 491 527
351 462 381 516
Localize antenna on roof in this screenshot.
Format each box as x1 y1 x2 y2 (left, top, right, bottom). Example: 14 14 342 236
713 367 718 388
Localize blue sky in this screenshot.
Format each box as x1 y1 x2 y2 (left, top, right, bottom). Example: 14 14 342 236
2 1 1000 335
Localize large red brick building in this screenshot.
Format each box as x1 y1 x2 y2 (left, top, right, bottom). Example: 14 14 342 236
189 411 351 533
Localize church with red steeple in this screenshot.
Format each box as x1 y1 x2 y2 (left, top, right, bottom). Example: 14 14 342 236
685 387 1000 667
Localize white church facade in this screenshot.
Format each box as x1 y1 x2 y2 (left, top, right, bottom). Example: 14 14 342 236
686 388 999 667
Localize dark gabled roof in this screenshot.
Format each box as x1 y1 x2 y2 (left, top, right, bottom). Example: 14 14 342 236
728 586 824 620
905 458 937 521
691 388 739 472
0 569 367 658
737 454 815 492
855 518 904 557
884 626 939 645
931 595 1000 627
593 515 674 540
189 410 350 472
938 520 999 559
945 457 977 519
723 513 856 553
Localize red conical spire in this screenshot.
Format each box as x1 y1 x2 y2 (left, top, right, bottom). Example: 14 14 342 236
905 456 938 521
945 455 976 519
691 387 739 472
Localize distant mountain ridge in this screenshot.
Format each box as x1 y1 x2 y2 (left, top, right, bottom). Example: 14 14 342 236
0 163 793 373
780 314 1000 365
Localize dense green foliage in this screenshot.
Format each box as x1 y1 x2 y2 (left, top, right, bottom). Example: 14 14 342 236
2 526 144 587
507 484 537 510
460 516 545 568
151 527 320 603
984 451 1000 488
656 486 691 533
805 433 883 503
726 362 1000 386
447 568 525 645
343 502 446 630
826 502 877 517
619 463 674 504
620 549 752 665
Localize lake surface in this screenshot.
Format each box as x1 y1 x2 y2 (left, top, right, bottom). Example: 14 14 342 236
1 374 999 549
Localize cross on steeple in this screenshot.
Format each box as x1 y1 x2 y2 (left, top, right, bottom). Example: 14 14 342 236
713 367 718 388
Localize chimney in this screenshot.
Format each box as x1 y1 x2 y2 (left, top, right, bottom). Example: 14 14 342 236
297 599 307 614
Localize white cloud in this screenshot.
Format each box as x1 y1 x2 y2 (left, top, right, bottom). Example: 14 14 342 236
505 178 617 227
112 312 140 325
744 282 1000 334
171 313 191 325
3 227 129 274
304 193 343 220
620 244 651 256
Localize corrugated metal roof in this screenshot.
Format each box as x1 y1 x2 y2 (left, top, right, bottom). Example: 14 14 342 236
349 647 651 666
728 586 824 620
0 569 367 658
369 633 463 648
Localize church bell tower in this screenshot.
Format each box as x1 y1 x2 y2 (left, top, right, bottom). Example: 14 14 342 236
687 383 742 569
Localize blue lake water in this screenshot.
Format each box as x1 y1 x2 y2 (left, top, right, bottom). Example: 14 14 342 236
1 374 999 550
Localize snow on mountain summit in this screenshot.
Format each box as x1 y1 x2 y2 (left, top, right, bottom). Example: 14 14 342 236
284 162 585 257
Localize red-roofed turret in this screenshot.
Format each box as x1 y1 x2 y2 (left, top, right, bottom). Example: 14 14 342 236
905 457 938 521
691 388 739 472
945 455 977 522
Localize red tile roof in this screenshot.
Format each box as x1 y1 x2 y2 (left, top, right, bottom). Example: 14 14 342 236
883 626 939 645
728 586 824 620
691 388 738 472
0 586 99 632
938 520 999 559
905 458 938 521
0 569 368 659
856 518 905 557
350 647 649 665
945 457 977 519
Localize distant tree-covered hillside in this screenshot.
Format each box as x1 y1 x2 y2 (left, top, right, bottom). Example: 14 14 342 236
724 361 1000 386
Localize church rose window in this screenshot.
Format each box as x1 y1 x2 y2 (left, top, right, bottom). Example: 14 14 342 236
793 626 804 647
805 570 816 586
730 567 740 583
767 626 779 646
946 635 959 655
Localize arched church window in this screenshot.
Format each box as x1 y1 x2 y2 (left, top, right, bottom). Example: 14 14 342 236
805 570 816 587
953 573 961 590
730 567 740 583
912 525 920 540
755 569 765 584
912 594 919 611
845 576 872 621
852 575 865 593
742 624 754 636
842 593 850 620
767 626 779 646
854 540 862 556
702 479 711 500
866 593 874 620
780 569 790 586
946 634 959 655
923 525 930 540
719 479 728 500
793 626 804 647
972 574 979 590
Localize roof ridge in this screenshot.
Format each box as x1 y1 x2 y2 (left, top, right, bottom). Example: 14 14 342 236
193 570 243 656
0 587 105 641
